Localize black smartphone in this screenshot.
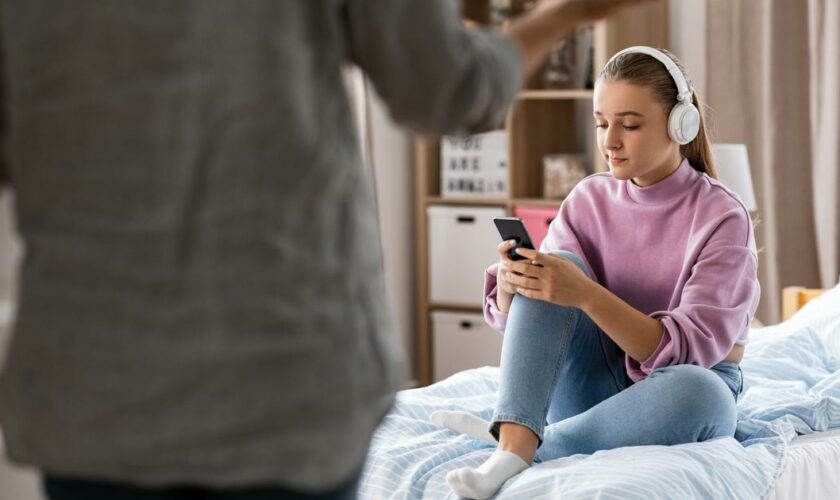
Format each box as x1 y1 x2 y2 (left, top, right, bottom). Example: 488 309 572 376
493 217 535 261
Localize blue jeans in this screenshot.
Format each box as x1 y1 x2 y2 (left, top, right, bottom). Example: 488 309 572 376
492 250 742 463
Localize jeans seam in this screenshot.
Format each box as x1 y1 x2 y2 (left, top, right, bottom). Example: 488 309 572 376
540 306 577 428
711 364 742 401
598 331 625 391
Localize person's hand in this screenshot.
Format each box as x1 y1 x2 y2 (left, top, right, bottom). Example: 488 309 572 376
500 247 594 309
507 0 653 81
495 240 521 296
492 240 523 313
535 0 652 21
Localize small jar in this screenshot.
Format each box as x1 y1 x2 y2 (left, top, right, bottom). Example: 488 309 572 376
543 154 587 199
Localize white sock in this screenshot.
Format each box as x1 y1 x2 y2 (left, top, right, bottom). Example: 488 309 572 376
446 450 529 499
429 410 496 444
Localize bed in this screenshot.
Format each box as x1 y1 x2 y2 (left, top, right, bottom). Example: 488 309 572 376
360 283 840 499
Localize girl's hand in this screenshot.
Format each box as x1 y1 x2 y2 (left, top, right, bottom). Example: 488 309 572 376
495 240 521 296
492 240 523 313
501 247 593 309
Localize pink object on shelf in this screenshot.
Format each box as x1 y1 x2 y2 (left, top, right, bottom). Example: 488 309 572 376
514 205 560 250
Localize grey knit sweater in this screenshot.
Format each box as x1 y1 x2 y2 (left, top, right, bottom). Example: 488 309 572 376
0 0 521 491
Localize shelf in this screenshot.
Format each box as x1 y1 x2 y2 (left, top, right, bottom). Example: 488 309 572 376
512 197 565 207
429 302 484 312
426 196 508 207
510 99 593 198
424 196 565 208
518 89 594 100
414 0 670 387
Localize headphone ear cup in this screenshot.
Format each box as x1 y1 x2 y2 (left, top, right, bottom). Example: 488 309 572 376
668 103 701 145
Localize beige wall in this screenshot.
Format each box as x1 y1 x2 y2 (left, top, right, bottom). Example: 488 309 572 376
669 0 707 99
367 90 416 383
0 191 21 366
0 189 39 500
0 191 21 304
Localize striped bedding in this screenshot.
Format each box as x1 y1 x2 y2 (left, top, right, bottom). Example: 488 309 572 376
360 283 840 499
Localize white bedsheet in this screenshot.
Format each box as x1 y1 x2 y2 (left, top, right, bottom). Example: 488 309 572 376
767 428 840 500
360 283 840 499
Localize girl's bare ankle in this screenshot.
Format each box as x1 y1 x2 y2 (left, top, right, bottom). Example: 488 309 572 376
498 423 538 464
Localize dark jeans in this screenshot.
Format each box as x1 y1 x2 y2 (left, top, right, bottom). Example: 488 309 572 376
42 470 361 500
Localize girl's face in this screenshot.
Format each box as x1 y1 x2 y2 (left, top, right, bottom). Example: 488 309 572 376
593 80 683 187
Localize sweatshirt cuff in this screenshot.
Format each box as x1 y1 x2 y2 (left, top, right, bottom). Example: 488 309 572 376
639 317 679 373
483 267 508 333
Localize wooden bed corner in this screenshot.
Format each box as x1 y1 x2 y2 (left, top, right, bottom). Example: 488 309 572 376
782 286 827 320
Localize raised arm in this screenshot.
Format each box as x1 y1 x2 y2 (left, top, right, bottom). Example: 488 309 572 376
344 0 649 135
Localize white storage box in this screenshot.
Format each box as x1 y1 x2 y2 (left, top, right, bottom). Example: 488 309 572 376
440 130 508 198
427 205 505 305
432 311 504 382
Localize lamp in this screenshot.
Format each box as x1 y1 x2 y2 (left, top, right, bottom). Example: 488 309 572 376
711 143 758 212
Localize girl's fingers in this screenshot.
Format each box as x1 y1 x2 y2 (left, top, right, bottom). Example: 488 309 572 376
515 287 538 299
506 259 545 278
506 271 541 290
497 239 518 258
512 247 539 260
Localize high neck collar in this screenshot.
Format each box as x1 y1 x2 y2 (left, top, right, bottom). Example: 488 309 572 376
625 158 696 205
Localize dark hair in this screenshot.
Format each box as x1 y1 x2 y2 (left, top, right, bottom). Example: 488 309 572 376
598 49 717 179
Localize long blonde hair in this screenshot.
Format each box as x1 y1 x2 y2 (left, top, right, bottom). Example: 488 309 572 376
598 49 717 179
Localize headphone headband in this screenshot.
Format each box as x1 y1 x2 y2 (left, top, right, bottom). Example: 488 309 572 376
607 46 693 103
605 46 700 145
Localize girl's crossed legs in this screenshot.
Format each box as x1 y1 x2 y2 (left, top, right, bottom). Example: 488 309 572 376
435 251 741 498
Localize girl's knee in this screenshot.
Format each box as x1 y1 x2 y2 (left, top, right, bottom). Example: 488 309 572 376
657 365 737 437
546 250 590 278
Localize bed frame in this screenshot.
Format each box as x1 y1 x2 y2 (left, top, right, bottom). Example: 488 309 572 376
782 286 827 320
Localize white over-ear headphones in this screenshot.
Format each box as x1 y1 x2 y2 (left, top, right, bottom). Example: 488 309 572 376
606 46 700 145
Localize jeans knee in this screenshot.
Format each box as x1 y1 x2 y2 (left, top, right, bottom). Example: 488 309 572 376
546 250 590 279
509 251 591 319
657 365 737 438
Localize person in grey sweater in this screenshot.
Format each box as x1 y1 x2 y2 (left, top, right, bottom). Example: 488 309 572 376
0 0 646 498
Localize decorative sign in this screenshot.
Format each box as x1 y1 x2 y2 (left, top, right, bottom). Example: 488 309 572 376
440 130 508 198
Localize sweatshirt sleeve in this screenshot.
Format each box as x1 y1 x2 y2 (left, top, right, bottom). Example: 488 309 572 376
629 218 761 379
343 0 522 135
483 263 508 333
540 183 597 278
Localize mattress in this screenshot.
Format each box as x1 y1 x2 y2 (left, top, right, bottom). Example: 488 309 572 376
767 428 840 500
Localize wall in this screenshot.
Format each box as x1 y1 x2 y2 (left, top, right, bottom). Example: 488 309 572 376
366 89 416 384
669 0 707 99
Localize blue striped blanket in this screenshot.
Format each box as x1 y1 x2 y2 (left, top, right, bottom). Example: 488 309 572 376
360 284 840 499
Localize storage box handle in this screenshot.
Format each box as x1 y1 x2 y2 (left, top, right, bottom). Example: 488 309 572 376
459 320 473 329
456 216 475 224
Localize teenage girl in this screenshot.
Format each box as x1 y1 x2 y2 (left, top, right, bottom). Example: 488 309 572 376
432 46 760 499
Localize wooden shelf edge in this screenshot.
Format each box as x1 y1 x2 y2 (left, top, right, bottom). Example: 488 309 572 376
424 197 565 208
518 89 594 100
426 196 509 206
428 302 484 312
511 197 565 207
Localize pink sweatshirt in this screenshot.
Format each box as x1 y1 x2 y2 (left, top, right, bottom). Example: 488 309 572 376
484 158 760 382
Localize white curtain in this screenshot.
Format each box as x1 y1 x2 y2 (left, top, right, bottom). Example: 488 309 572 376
705 0 840 323
808 0 840 288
